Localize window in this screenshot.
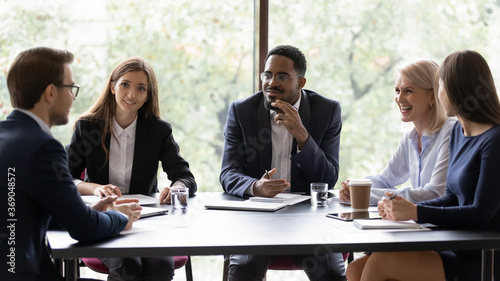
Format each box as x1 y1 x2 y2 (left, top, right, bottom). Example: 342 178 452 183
2 1 500 279
269 0 500 182
1 0 254 192
2 0 500 191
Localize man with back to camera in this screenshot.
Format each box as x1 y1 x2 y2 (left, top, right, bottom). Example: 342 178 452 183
220 45 345 280
0 47 142 281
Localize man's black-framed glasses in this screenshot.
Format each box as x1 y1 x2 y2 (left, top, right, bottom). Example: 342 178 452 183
56 84 80 98
259 72 302 84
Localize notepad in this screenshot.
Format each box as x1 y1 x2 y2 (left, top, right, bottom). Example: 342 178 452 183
249 193 309 205
353 219 422 230
204 200 287 212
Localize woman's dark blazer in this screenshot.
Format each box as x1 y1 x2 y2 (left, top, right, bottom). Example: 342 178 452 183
67 116 197 195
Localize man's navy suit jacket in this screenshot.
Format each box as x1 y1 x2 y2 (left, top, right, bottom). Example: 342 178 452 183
0 110 127 281
67 117 197 195
220 89 342 197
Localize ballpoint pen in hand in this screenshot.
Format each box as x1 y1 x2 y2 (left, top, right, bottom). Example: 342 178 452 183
389 193 397 200
265 170 271 179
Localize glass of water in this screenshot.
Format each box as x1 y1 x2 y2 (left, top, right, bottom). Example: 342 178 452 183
171 186 189 211
310 182 328 206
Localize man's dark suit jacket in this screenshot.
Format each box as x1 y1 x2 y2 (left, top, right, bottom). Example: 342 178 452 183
67 116 197 195
0 110 127 281
220 89 342 197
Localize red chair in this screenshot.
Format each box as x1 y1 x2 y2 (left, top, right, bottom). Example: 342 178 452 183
80 256 193 281
222 253 350 280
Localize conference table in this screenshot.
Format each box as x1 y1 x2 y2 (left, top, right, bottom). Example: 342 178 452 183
47 192 500 281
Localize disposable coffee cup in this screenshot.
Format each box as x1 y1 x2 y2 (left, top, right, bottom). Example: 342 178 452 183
348 179 372 211
171 186 189 211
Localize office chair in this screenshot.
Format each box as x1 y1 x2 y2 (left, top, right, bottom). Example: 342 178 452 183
80 256 193 281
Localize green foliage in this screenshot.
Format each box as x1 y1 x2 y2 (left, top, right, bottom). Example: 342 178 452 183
0 3 68 121
269 0 500 187
1 0 499 192
103 0 254 190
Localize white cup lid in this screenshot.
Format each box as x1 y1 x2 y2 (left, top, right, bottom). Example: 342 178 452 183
349 179 372 186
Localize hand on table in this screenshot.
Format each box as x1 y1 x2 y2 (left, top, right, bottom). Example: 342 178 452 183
253 168 290 198
159 186 172 204
378 191 418 221
94 184 122 198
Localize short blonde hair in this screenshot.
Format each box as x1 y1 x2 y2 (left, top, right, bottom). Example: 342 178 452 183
395 59 446 135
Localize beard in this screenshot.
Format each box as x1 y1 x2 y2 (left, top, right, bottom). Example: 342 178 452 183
263 87 285 114
263 98 284 114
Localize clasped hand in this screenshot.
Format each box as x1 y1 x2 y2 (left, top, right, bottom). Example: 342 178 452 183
253 168 290 198
91 196 142 230
377 191 418 221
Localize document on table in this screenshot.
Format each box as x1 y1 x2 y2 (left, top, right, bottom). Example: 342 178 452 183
353 219 429 230
120 214 186 235
81 194 159 206
248 193 310 205
204 200 287 212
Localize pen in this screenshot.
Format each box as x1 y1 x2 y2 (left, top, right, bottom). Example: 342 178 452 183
265 170 271 179
389 193 397 200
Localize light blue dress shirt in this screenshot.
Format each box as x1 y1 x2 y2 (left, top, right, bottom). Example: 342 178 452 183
366 118 456 204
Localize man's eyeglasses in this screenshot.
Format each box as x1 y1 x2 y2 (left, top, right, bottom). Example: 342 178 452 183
260 72 302 84
55 84 80 98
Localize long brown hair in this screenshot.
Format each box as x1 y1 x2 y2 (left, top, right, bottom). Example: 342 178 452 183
77 57 160 163
439 50 500 125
